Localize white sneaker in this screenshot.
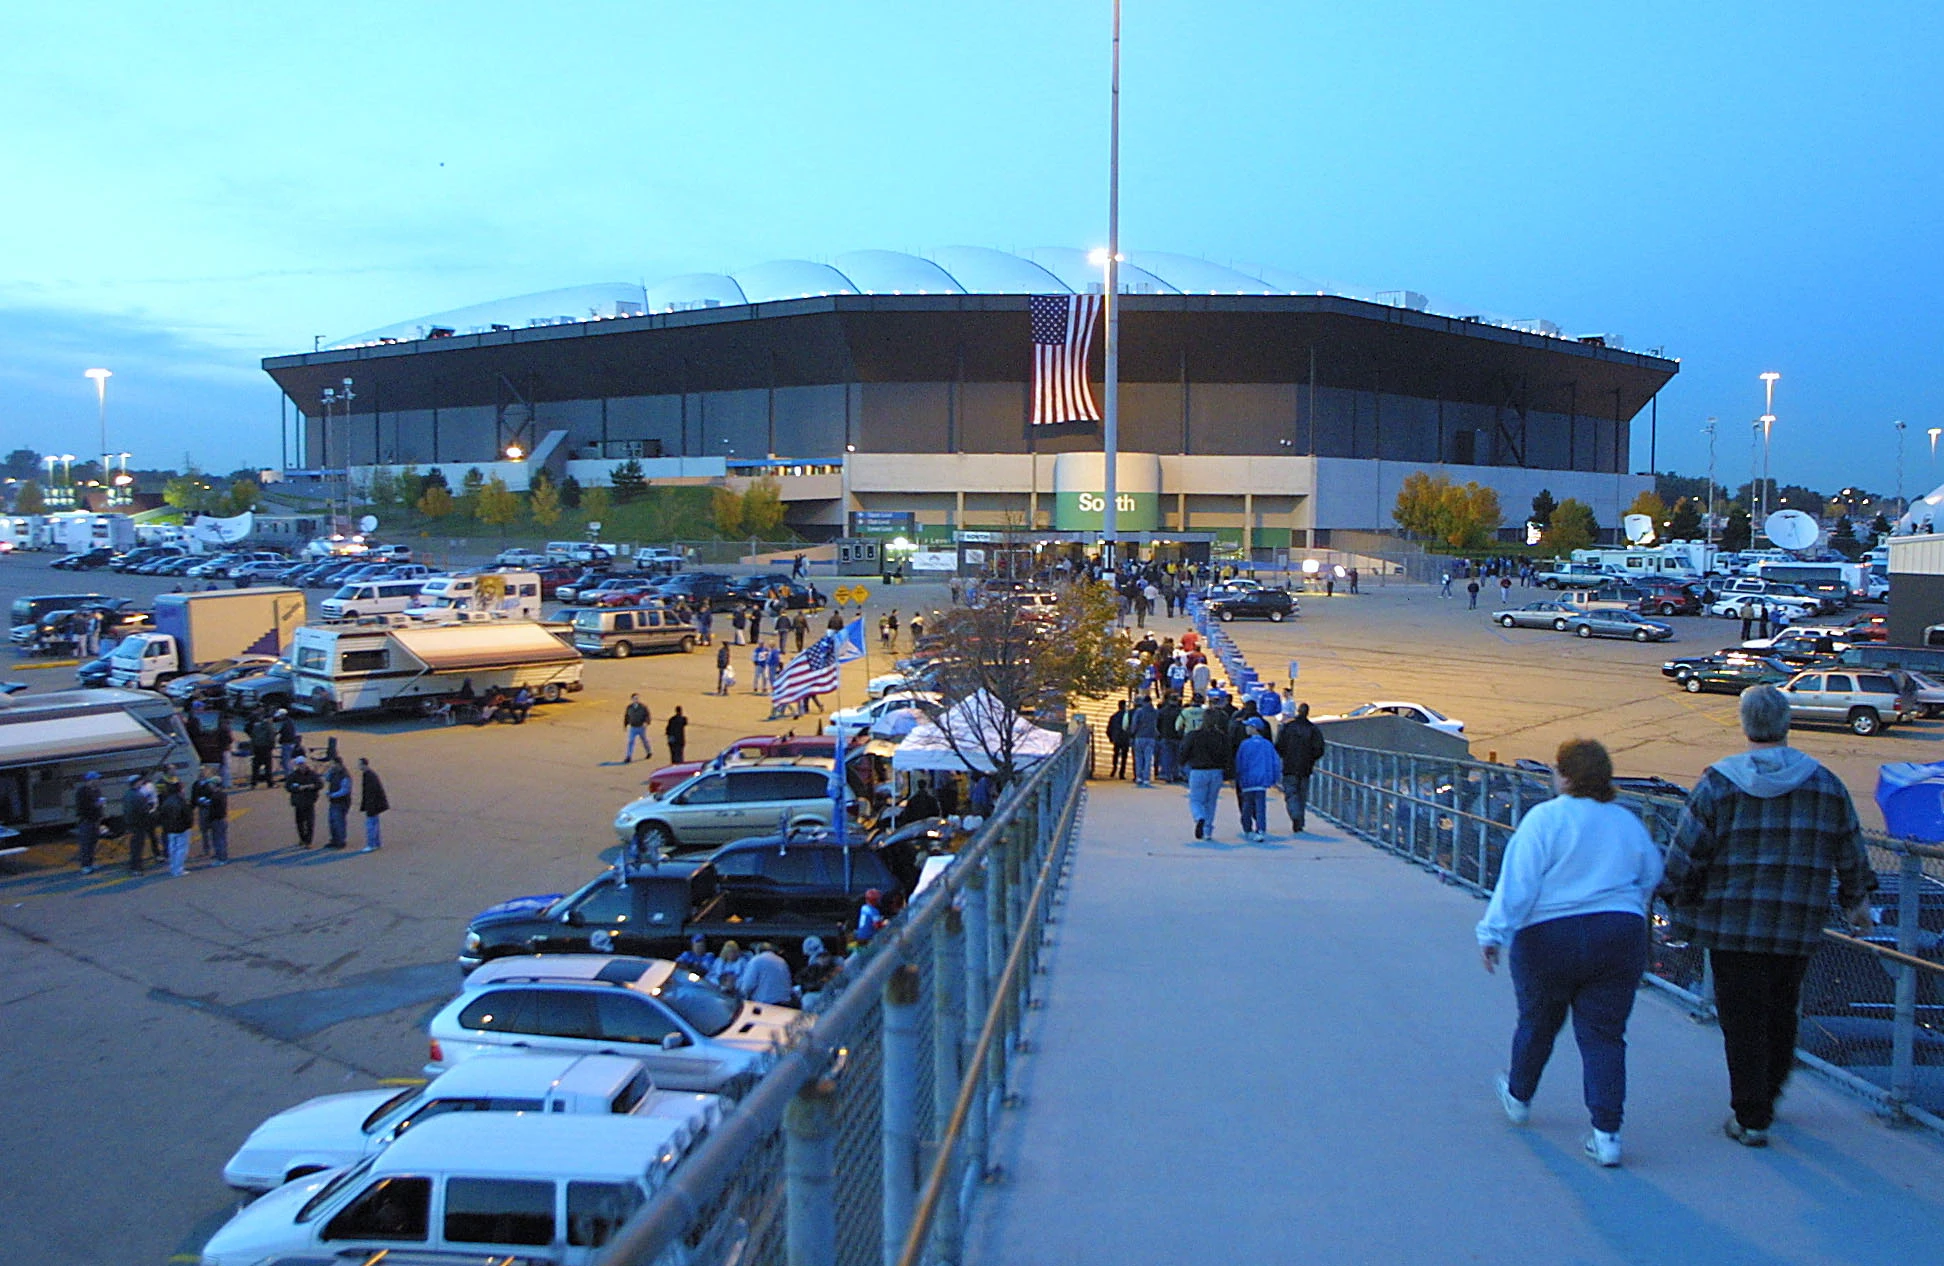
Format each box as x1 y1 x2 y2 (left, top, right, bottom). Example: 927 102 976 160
1583 1129 1622 1167
1495 1073 1530 1125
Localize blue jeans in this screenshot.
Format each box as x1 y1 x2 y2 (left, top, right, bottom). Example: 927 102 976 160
1238 788 1268 835
328 801 349 849
1133 737 1157 785
201 819 228 861
625 727 651 762
365 814 382 850
1159 738 1181 783
1507 912 1648 1133
1187 769 1223 833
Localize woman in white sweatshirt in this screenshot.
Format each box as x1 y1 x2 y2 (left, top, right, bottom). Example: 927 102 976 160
1476 739 1664 1167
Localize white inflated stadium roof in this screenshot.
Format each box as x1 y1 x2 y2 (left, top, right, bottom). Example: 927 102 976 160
331 248 1626 352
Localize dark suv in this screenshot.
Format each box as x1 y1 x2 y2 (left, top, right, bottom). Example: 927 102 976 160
1207 588 1298 622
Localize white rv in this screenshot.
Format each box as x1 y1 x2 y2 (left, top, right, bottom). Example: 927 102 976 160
289 620 583 716
1569 541 1717 580
405 571 542 621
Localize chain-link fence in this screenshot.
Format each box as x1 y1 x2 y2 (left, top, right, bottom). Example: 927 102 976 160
1309 742 1944 1127
597 727 1089 1266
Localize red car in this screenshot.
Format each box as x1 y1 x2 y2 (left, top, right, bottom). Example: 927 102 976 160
1633 582 1706 617
645 734 868 797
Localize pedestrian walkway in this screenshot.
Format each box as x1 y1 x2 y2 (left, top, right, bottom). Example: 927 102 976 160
966 781 1944 1266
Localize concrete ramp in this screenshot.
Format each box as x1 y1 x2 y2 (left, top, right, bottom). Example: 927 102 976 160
966 781 1944 1266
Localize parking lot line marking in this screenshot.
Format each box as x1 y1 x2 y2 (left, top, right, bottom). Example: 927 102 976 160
12 659 80 670
378 1076 426 1086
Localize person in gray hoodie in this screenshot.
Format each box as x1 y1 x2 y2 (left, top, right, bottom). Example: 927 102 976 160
1129 696 1160 787
1660 685 1878 1148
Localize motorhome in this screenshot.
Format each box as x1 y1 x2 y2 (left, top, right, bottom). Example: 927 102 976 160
405 571 542 621
50 514 136 554
290 620 583 715
1569 541 1716 580
1751 559 1871 602
0 689 199 830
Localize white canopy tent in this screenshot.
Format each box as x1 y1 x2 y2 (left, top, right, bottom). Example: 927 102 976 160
892 690 1063 774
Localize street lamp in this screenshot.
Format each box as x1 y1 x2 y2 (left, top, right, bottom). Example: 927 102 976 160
504 444 525 462
1098 0 1123 575
1895 419 1907 521
1757 371 1780 530
1930 427 1941 465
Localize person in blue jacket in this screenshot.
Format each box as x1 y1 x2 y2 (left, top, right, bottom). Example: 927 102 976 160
1232 719 1283 843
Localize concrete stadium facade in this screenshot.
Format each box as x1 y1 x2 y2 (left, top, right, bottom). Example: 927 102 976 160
261 249 1677 550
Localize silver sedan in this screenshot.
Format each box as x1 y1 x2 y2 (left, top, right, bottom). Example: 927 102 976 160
1493 601 1584 631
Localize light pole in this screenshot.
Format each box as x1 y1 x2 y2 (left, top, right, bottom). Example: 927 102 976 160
1758 371 1780 532
1930 427 1941 467
1100 0 1122 575
1895 419 1907 522
41 454 57 505
1702 417 1717 545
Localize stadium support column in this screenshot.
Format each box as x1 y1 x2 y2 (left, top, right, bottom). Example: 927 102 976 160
1101 0 1121 572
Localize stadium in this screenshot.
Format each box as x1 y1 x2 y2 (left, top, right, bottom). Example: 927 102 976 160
261 248 1678 554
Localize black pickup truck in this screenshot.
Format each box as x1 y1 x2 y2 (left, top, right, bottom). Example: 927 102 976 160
458 826 936 972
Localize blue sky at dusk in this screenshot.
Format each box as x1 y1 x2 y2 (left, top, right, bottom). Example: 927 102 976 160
1 2 1938 493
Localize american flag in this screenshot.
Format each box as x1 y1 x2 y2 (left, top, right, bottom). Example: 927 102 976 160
771 632 841 707
1030 294 1102 425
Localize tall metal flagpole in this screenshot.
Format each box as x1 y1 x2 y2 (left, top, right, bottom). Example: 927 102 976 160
1101 0 1121 575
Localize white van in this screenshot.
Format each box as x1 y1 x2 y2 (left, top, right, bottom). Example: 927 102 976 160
320 578 427 621
198 1113 689 1266
547 540 615 565
222 1052 723 1195
407 571 542 621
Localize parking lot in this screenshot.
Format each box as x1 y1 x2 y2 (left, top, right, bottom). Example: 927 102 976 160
0 558 1927 1264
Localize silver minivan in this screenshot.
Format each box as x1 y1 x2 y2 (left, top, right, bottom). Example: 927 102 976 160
571 607 697 658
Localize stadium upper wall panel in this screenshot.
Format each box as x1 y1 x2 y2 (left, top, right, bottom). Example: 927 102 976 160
320 247 1664 358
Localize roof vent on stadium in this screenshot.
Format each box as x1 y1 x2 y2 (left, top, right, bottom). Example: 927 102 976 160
1508 318 1562 336
1576 333 1624 349
1376 290 1428 311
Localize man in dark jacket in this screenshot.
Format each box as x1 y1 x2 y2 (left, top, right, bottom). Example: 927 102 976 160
324 758 353 849
1179 711 1232 841
275 710 300 781
1106 701 1132 779
357 757 389 853
622 694 651 763
192 767 229 864
1274 702 1327 833
1156 697 1184 784
123 775 155 873
247 712 276 788
285 756 322 848
156 778 193 877
1659 685 1877 1146
74 772 104 873
665 706 688 764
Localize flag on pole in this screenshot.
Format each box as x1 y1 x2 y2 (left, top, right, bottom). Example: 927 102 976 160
1029 294 1102 425
772 632 841 708
836 617 866 663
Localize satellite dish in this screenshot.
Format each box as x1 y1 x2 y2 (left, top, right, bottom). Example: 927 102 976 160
190 511 254 544
358 514 379 534
1764 509 1820 551
1622 513 1655 545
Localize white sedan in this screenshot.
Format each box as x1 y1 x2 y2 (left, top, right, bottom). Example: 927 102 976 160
1707 594 1819 620
1316 701 1466 735
825 690 941 734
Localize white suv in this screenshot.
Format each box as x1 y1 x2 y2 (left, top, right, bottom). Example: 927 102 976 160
424 955 800 1092
222 1052 723 1195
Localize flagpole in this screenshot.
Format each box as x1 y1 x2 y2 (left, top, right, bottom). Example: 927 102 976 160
1101 0 1121 576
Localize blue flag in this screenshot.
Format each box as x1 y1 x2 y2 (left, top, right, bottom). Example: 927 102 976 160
837 617 866 663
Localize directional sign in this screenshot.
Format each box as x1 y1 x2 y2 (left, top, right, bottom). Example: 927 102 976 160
847 585 871 606
833 585 855 605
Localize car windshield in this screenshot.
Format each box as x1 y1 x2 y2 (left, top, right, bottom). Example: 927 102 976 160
650 969 741 1037
544 874 614 920
296 1156 374 1222
360 1085 423 1134
572 611 605 631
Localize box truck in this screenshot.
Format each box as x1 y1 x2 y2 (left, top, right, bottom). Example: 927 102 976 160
108 588 307 688
289 620 583 716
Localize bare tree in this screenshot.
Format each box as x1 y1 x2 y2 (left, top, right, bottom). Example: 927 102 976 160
918 580 1131 788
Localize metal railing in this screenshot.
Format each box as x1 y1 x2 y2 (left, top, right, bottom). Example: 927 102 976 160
598 728 1089 1266
1310 742 1944 1127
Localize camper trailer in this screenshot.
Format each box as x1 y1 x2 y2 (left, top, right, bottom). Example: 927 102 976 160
0 689 200 830
289 620 582 716
405 571 542 621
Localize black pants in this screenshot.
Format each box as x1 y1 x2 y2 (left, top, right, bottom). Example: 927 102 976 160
292 800 317 847
76 817 99 869
127 823 154 872
1110 743 1129 778
250 748 274 787
1709 949 1812 1130
668 740 686 764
